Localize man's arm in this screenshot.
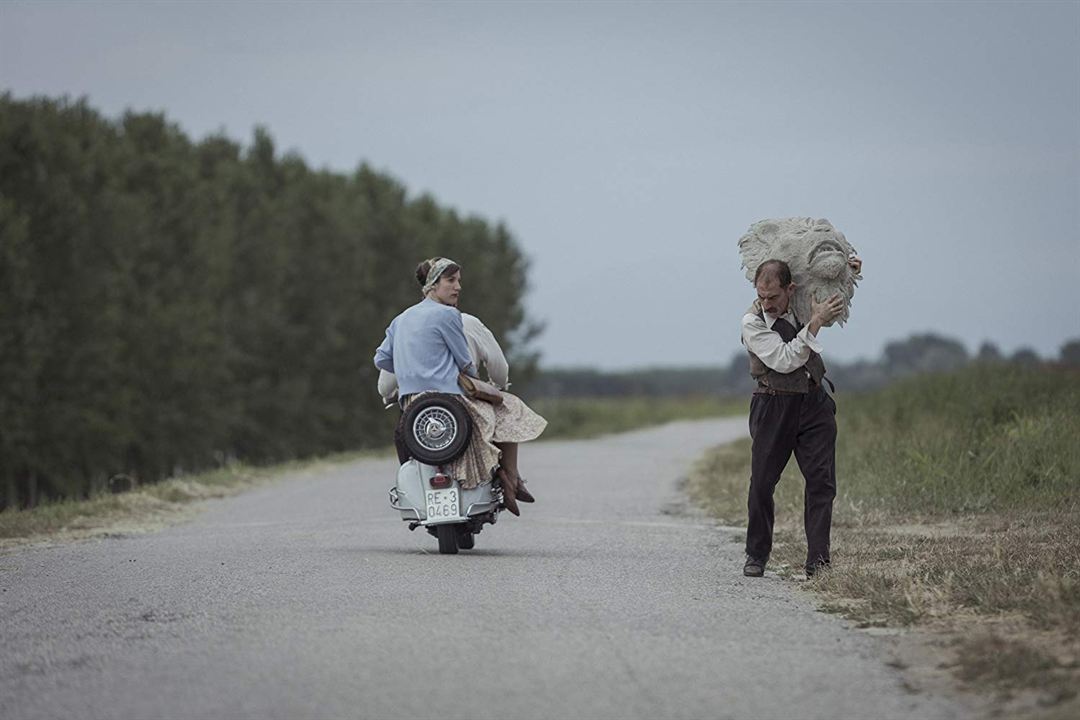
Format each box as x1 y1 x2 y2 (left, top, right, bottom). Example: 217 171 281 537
741 314 819 373
377 370 398 402
742 293 846 372
466 316 509 388
742 294 846 372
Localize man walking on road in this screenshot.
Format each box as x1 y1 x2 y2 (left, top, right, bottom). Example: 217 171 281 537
740 257 861 578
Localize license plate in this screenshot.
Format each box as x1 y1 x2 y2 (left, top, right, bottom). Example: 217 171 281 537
426 488 460 521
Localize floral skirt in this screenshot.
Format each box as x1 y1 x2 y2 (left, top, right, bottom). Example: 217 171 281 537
449 393 548 489
401 392 546 488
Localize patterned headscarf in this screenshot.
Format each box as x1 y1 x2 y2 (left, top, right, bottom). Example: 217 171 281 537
422 257 460 296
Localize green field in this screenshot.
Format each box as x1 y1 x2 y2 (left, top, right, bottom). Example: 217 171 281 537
533 395 744 440
687 364 1080 711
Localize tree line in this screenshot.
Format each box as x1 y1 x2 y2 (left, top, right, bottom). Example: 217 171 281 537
525 334 1080 398
0 94 537 509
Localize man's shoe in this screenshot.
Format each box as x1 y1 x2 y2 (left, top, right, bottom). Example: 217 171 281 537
743 556 766 577
805 559 831 577
497 469 520 516
515 477 535 503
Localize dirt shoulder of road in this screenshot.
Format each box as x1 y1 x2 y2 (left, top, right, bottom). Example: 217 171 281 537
685 439 1080 720
0 451 390 552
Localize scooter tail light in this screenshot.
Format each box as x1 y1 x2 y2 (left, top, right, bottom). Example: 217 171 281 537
430 472 451 489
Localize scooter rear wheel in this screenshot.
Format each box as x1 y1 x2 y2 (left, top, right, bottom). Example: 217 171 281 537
402 394 472 465
456 528 475 550
436 524 459 554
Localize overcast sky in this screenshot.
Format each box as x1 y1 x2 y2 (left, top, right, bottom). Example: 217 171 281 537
2 1 1078 369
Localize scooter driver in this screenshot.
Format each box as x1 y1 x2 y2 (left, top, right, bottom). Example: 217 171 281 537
373 257 547 516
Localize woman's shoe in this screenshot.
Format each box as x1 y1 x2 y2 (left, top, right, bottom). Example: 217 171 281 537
497 469 520 516
515 476 535 503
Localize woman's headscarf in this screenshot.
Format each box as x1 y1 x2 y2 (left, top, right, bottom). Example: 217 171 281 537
422 257 460 296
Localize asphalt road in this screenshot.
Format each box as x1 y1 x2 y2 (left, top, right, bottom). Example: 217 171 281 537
1 418 968 720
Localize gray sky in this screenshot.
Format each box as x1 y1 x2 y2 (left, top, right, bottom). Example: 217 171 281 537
3 1 1078 369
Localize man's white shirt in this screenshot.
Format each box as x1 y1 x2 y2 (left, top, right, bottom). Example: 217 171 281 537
740 308 823 374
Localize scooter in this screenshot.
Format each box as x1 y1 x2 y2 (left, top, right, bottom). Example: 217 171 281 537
387 393 503 554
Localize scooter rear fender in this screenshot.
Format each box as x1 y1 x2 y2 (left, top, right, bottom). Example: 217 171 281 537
388 459 499 525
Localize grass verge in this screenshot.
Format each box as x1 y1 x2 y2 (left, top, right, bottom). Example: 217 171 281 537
686 365 1080 716
533 395 744 440
0 449 389 549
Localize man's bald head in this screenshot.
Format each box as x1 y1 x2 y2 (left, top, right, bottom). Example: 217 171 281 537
753 259 792 288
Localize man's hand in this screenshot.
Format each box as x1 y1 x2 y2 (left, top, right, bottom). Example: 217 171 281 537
808 294 845 336
848 256 863 275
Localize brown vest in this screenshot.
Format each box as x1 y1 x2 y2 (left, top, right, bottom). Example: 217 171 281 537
745 301 827 393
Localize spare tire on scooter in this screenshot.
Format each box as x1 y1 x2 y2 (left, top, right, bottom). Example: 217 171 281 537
401 394 472 465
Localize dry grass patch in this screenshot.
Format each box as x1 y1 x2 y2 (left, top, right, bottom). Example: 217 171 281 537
0 450 387 549
688 444 1080 712
685 366 1080 716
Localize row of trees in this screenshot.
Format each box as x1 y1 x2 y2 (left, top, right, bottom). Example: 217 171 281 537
526 335 1080 398
0 95 538 509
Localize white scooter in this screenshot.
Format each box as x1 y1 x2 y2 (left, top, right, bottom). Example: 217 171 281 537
387 394 503 554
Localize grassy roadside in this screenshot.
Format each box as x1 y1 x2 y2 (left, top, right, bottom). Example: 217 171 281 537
686 365 1080 716
0 450 390 549
1 395 742 547
533 395 744 440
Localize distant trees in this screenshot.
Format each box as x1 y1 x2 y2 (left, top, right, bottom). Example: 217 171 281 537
524 333 1058 400
1010 347 1041 367
882 333 968 376
0 95 536 509
1062 339 1080 366
976 341 1004 363
523 361 754 399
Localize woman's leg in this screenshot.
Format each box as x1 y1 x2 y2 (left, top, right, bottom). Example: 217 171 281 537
495 441 519 479
494 442 534 503
494 442 521 515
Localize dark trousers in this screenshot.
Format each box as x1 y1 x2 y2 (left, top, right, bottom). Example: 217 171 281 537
746 386 837 566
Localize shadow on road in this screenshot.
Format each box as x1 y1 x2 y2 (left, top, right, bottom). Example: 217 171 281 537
322 545 583 559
